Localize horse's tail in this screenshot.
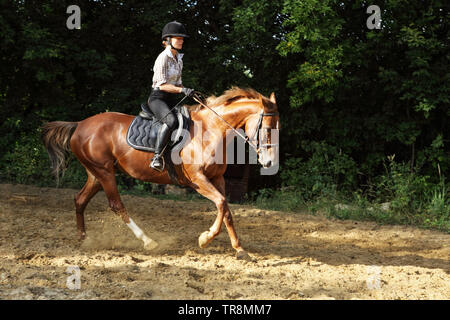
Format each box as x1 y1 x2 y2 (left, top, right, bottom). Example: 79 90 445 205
41 121 78 186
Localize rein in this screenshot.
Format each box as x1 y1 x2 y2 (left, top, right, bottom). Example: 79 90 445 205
192 93 279 155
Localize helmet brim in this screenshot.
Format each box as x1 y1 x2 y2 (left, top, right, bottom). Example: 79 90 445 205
162 33 189 39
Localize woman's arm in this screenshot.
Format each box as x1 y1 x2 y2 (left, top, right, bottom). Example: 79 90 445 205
159 83 183 93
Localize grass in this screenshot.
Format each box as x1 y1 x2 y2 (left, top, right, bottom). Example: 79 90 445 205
241 188 450 234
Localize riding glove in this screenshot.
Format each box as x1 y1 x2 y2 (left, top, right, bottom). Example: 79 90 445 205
181 87 195 97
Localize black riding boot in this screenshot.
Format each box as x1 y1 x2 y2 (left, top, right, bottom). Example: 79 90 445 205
150 123 171 171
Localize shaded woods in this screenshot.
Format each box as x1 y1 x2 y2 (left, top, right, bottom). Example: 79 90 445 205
0 0 448 231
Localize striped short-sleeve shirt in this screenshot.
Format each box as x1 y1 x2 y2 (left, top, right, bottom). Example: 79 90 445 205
152 46 184 88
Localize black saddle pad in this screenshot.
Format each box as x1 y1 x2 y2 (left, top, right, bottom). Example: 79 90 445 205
126 105 190 153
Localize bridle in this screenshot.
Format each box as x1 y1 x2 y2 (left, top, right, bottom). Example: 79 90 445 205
248 111 280 154
192 93 279 155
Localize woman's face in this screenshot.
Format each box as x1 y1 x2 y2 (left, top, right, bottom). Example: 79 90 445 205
170 37 184 50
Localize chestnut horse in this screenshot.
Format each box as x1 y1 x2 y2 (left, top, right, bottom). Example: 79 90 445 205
42 87 280 259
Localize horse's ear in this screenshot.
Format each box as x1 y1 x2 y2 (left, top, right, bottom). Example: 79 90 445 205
258 94 265 107
270 92 276 104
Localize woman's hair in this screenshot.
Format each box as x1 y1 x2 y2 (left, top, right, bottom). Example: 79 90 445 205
162 37 170 48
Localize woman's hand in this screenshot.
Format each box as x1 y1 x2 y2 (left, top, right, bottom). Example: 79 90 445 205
181 87 195 97
158 84 195 97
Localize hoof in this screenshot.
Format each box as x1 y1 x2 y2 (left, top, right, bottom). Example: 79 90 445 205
144 239 159 251
198 231 212 248
236 250 254 262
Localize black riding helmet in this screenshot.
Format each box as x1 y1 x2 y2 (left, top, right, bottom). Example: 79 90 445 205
161 21 189 39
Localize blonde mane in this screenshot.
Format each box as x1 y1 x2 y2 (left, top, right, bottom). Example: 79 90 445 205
206 87 261 107
187 86 276 112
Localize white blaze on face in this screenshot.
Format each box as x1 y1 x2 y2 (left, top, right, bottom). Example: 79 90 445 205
258 127 279 171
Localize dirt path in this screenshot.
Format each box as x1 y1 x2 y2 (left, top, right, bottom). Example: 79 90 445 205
0 183 448 300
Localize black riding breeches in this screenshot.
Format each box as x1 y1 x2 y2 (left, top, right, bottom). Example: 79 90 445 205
148 89 179 131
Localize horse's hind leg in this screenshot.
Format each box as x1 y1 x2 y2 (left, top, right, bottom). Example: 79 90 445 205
74 170 102 240
86 164 159 250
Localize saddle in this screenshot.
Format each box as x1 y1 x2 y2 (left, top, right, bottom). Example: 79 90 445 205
126 103 191 184
127 103 190 152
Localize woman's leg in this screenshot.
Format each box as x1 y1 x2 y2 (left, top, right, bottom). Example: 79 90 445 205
148 97 179 171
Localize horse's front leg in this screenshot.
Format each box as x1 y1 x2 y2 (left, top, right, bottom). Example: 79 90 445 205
210 175 251 261
190 174 248 259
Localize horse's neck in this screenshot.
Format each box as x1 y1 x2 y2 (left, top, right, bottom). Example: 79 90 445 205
193 101 260 133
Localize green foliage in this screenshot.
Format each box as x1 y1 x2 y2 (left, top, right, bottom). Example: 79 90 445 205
0 128 86 188
277 0 344 106
281 141 358 200
371 156 449 229
264 152 449 232
246 187 306 213
374 156 428 211
0 131 52 185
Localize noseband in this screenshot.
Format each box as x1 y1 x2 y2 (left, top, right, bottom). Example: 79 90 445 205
249 111 280 153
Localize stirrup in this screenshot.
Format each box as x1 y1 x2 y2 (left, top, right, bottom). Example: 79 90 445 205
150 153 165 172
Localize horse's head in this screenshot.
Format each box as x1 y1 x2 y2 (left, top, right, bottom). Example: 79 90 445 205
245 92 280 169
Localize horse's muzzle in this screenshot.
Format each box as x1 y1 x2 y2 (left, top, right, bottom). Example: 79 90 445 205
262 160 272 168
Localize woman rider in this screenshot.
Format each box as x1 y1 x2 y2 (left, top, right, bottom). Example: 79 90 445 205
148 21 195 171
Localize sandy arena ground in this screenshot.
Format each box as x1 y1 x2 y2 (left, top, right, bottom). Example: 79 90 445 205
0 183 448 300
